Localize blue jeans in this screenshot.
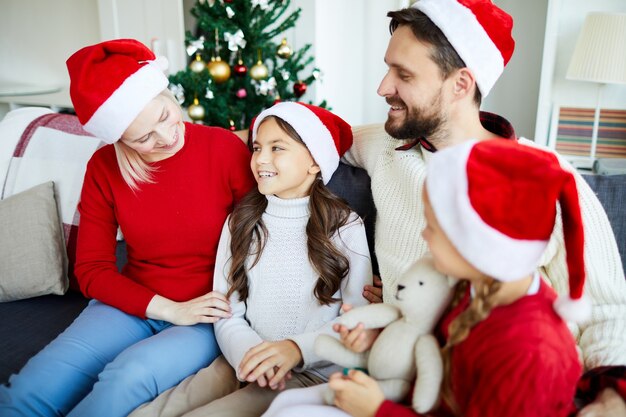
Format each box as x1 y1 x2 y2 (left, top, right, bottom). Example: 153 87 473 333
0 300 220 417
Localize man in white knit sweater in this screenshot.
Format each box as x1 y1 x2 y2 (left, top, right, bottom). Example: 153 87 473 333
341 2 626 414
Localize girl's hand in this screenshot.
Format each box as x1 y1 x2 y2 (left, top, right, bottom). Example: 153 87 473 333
333 304 381 353
329 370 385 417
578 388 626 417
145 292 232 326
238 340 302 389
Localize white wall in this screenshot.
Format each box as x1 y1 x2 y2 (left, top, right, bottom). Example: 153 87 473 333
482 0 548 140
311 0 408 126
0 0 101 117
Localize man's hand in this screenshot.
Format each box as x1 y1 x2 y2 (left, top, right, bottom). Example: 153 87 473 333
146 292 231 326
578 388 626 417
329 370 385 417
333 304 381 353
238 340 302 390
363 275 383 304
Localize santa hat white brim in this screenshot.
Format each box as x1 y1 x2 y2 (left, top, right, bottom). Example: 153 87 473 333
413 0 504 97
83 60 169 143
426 140 547 281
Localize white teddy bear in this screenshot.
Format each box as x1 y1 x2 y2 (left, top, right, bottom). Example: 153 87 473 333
315 257 456 413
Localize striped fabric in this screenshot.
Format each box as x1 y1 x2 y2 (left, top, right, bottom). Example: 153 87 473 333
555 108 626 158
0 108 104 289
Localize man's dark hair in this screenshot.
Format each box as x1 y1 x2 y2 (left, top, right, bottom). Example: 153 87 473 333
388 8 482 106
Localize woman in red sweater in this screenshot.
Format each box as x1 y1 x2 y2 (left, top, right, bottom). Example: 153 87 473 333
0 39 255 417
263 139 586 417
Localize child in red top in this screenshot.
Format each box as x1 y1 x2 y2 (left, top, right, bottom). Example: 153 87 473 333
263 139 587 417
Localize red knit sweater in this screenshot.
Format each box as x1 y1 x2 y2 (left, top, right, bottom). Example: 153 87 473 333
74 123 255 318
376 280 581 417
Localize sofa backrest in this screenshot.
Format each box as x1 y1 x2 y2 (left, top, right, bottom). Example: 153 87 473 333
582 174 626 275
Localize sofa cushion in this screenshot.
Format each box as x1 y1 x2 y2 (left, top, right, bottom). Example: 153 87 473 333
582 174 626 275
0 181 68 302
0 108 104 290
327 163 379 274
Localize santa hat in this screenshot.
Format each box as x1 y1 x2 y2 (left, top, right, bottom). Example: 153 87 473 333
251 102 353 184
411 0 515 97
66 39 169 143
426 139 591 322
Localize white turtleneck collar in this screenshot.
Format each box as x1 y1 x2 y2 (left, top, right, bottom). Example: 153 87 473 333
264 194 310 219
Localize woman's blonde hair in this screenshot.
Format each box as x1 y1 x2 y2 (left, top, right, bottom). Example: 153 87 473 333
440 278 502 415
113 89 183 191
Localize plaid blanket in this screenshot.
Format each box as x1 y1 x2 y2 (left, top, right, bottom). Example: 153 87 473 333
0 108 104 288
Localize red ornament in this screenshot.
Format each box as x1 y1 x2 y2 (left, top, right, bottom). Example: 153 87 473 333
224 0 233 2
293 81 307 98
234 62 247 77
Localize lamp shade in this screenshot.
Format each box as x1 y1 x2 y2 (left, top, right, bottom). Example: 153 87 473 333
566 12 626 85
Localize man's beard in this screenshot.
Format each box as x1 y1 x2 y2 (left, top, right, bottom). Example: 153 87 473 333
384 93 445 141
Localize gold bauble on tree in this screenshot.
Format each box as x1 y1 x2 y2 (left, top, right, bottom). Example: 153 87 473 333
207 57 231 83
189 53 206 73
250 61 269 80
188 97 206 122
276 38 293 59
250 49 269 80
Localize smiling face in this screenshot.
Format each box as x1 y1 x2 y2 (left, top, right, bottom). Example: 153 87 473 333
120 92 185 162
251 117 320 199
378 25 452 140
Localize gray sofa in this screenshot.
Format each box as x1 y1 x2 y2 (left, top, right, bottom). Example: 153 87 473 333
0 146 624 385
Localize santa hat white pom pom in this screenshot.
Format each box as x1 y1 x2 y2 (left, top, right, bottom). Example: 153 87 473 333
554 295 592 323
152 56 169 71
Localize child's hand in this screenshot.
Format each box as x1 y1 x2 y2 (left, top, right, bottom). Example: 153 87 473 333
333 304 380 353
238 340 302 389
363 275 383 304
328 370 385 417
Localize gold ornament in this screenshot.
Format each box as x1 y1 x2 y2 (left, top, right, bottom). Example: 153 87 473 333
250 61 269 80
188 97 206 122
189 53 206 73
207 56 231 83
250 49 269 80
276 38 293 59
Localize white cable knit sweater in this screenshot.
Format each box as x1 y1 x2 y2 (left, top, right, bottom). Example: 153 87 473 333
213 195 372 381
344 123 626 370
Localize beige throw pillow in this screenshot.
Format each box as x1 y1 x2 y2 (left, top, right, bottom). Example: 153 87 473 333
0 181 68 301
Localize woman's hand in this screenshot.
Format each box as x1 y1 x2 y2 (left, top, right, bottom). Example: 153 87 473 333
329 370 385 417
238 340 302 389
145 291 232 325
333 304 381 353
578 388 626 417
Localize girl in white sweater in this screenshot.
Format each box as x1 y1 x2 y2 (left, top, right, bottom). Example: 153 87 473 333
129 102 372 417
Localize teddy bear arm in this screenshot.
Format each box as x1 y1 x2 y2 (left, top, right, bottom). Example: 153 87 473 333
412 334 443 413
339 303 401 329
314 334 368 369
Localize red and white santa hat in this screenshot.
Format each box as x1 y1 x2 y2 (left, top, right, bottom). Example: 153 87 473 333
66 39 169 143
251 102 353 184
412 0 515 97
426 139 591 322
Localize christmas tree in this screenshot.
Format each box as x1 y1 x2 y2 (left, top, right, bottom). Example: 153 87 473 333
168 0 325 131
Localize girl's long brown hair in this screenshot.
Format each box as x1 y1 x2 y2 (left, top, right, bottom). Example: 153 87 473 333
226 116 354 306
440 279 502 415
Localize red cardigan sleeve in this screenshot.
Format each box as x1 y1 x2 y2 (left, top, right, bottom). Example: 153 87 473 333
75 152 156 317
